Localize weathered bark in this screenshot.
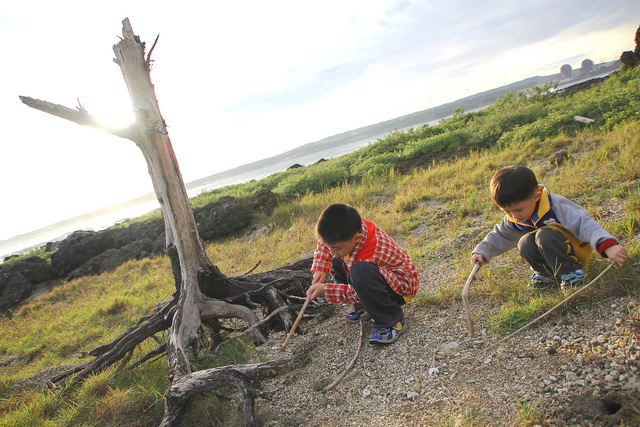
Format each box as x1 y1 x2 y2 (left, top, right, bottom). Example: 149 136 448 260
49 299 175 383
20 18 313 425
110 21 211 383
15 98 138 140
160 359 289 427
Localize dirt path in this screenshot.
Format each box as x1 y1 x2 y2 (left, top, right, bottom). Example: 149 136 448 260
252 259 640 426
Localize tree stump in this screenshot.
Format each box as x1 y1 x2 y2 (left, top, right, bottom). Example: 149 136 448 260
20 18 314 426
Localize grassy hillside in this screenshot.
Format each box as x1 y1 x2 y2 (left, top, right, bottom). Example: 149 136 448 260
1 66 639 426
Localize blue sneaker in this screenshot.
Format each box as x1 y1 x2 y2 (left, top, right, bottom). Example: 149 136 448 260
369 319 406 344
528 273 554 290
345 307 372 324
561 269 585 290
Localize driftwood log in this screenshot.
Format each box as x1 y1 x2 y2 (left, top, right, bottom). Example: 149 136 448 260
20 18 314 426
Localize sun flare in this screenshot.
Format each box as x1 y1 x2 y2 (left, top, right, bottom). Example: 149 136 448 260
93 106 135 128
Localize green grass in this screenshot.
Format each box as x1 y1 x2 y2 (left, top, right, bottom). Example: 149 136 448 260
514 396 544 426
2 66 640 425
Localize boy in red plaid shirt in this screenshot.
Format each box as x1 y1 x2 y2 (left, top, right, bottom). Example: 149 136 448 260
306 204 420 344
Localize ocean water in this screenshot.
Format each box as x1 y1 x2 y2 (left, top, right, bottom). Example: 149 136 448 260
0 127 399 261
2 68 617 261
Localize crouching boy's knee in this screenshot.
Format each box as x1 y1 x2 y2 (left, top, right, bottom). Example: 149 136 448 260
348 262 379 286
534 227 563 246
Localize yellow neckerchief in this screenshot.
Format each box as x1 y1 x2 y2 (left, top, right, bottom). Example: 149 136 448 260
507 185 593 266
507 185 552 229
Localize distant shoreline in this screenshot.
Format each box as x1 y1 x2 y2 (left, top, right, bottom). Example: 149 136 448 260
1 62 618 260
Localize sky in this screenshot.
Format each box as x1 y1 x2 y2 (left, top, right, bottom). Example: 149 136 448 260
1 0 639 242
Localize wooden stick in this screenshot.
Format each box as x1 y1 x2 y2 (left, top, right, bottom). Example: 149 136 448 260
478 261 616 358
323 321 364 392
462 262 481 336
279 295 311 351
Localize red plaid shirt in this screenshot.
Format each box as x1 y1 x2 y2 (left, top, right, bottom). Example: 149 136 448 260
311 220 420 304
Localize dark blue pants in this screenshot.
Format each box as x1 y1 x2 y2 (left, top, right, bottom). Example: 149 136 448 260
332 258 405 328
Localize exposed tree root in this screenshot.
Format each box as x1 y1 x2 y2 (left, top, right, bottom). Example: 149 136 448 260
160 359 290 427
20 19 315 425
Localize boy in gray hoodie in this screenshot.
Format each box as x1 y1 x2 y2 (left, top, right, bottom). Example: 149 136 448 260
471 166 627 290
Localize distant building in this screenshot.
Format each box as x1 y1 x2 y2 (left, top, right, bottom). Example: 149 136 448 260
581 59 593 74
560 64 573 78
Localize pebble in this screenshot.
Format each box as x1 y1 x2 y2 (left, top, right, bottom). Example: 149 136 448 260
565 372 578 382
407 391 419 399
246 288 640 426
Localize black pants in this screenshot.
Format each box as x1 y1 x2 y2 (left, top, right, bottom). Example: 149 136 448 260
517 227 582 278
332 258 405 328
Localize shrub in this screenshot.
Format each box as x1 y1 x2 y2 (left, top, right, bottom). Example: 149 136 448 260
401 129 470 159
273 163 349 198
350 153 399 177
497 110 576 145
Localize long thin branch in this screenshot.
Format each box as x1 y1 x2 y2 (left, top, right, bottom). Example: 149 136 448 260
280 295 311 351
323 321 364 392
478 261 616 358
19 96 137 140
129 343 167 369
145 34 160 69
462 262 480 336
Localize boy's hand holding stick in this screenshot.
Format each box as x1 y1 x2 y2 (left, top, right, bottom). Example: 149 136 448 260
463 262 481 336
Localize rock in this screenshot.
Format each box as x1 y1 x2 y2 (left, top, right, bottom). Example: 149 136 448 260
0 257 53 285
565 372 579 382
246 188 280 215
193 196 252 241
611 362 625 373
238 223 275 243
0 189 279 312
0 257 53 311
438 341 459 355
67 238 156 280
0 274 32 311
548 150 570 166
362 387 371 398
407 391 419 399
50 230 115 277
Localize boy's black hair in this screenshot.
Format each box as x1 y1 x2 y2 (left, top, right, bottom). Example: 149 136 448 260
315 204 362 244
490 166 539 207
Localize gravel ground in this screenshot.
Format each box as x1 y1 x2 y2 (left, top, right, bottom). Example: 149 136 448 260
251 257 640 426
5 169 638 426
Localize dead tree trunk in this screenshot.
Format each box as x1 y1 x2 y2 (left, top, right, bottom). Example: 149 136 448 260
20 18 313 426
